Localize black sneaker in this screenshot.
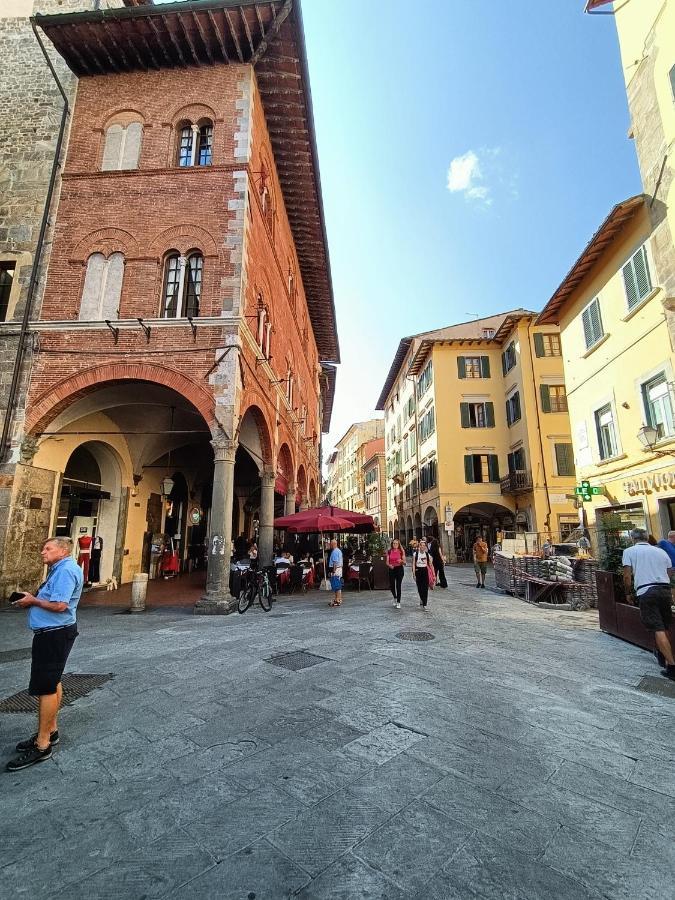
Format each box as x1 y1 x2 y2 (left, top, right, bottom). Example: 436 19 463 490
15 730 59 752
476 583 480 588
661 665 675 681
6 743 52 772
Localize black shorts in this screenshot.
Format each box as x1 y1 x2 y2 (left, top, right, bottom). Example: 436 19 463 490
29 625 78 696
638 587 673 633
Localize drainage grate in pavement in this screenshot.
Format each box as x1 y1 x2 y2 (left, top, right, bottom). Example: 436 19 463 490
397 631 435 642
265 650 329 671
636 675 675 700
0 672 114 713
0 648 32 665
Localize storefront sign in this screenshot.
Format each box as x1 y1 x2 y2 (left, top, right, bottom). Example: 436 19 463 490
189 507 202 525
624 472 675 495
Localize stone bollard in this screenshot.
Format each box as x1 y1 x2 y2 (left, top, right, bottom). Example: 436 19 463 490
130 573 148 613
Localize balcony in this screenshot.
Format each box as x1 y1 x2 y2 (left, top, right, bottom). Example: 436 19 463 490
500 470 533 494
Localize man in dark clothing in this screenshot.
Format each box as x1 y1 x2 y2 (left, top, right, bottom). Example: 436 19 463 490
427 535 447 589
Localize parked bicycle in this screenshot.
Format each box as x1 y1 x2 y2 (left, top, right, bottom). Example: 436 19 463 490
237 566 274 614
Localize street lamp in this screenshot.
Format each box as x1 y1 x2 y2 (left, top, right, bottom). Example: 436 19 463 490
161 475 175 498
636 424 675 457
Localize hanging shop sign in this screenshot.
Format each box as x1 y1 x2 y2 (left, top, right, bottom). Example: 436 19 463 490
624 472 675 495
189 507 202 525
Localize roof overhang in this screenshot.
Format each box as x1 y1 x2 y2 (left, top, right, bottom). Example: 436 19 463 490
33 0 339 363
584 0 614 12
320 363 336 433
537 195 646 325
375 337 413 410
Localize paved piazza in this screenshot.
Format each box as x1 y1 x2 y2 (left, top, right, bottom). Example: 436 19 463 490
1 568 674 899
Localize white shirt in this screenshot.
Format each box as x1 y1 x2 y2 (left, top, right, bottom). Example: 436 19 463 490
622 542 671 596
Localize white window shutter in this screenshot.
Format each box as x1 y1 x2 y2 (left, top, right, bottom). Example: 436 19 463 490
79 254 106 320
102 125 124 171
121 122 142 170
101 253 124 319
633 246 651 299
622 261 638 309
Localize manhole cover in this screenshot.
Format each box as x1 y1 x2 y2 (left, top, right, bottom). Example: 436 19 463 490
0 672 113 713
265 650 329 671
636 675 675 699
0 648 32 665
397 631 435 642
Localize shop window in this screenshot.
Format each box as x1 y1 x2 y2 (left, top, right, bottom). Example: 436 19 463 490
642 373 675 440
595 403 618 460
79 252 124 321
533 333 561 357
464 454 499 483
101 122 143 171
0 262 16 321
581 298 604 350
460 401 495 428
162 253 203 318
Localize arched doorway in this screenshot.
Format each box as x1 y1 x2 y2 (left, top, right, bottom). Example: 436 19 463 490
236 405 274 562
453 502 515 562
414 512 423 540
296 464 307 510
423 506 438 541
406 514 413 547
308 478 317 507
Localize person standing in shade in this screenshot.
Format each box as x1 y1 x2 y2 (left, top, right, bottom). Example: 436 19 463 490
623 528 675 680
387 538 406 608
473 535 489 589
6 537 83 772
248 541 258 570
412 538 434 610
328 539 343 607
427 534 447 589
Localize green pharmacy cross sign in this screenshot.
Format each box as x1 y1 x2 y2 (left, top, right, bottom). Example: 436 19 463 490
574 480 602 502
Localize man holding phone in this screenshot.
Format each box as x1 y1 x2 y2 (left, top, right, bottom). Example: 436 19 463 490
6 537 83 772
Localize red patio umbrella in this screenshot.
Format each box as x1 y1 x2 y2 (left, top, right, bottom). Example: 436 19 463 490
274 505 374 533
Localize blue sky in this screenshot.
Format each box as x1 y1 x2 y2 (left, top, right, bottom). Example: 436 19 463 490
301 0 642 456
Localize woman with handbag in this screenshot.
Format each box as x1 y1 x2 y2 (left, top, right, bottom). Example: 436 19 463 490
412 539 435 609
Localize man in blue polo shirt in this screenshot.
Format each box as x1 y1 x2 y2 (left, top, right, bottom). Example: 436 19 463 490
6 537 83 772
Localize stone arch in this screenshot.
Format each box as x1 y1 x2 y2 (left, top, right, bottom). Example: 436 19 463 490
148 224 219 259
237 404 273 470
71 227 139 261
406 514 414 545
308 478 317 506
414 511 422 539
100 107 147 130
276 442 294 495
296 464 307 502
169 102 218 129
26 363 215 435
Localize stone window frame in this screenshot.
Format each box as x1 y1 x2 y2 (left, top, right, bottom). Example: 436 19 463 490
0 251 31 322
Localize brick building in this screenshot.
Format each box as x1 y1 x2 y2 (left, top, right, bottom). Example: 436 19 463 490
0 0 338 612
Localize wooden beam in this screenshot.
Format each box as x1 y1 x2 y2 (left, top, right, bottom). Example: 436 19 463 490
191 11 214 64
255 4 266 41
86 24 119 72
207 9 230 62
224 9 244 62
122 25 148 70
239 6 255 55
145 15 172 65
102 21 131 70
162 14 188 67
136 29 160 70
251 0 292 65
177 13 201 66
65 38 94 75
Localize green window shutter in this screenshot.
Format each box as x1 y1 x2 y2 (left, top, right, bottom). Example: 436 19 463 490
555 443 574 477
505 400 511 426
533 333 544 357
501 351 507 376
513 392 521 421
464 455 474 483
540 384 551 413
633 246 651 300
460 403 470 428
622 261 638 309
485 402 495 427
488 455 500 482
457 357 466 379
480 356 490 378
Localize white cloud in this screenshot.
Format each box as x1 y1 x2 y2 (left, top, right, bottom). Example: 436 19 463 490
447 148 503 206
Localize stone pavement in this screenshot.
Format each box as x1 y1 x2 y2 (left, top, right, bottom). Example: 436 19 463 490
1 566 674 900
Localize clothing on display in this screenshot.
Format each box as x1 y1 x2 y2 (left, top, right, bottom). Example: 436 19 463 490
89 535 103 583
77 534 93 584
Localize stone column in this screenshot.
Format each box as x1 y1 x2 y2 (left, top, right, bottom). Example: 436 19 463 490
258 467 276 566
285 488 296 516
299 494 308 511
195 438 237 615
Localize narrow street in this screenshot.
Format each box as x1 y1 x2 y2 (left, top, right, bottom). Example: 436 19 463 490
2 570 673 899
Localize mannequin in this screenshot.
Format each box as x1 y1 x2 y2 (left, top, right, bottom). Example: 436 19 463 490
89 535 103 583
77 534 93 584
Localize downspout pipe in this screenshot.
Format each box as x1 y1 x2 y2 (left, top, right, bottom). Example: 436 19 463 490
0 20 69 463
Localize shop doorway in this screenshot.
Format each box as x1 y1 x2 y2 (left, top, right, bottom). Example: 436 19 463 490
453 502 515 562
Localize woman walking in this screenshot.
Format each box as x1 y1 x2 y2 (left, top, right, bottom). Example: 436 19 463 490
387 539 406 608
412 538 435 610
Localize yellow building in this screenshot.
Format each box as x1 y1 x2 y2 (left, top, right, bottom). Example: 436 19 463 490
538 194 675 540
325 419 384 512
376 311 578 561
587 0 675 339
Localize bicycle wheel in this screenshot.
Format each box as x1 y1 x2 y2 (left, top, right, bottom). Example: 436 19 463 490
237 585 253 614
259 580 272 612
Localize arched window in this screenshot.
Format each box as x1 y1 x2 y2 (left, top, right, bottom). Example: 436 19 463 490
256 300 272 360
79 252 124 320
259 163 275 234
162 252 203 318
102 122 142 171
177 121 213 167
